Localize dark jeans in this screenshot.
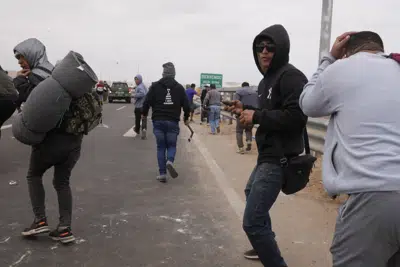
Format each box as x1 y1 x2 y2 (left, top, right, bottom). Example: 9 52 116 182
236 118 253 148
134 108 147 133
27 133 82 227
201 106 209 123
243 163 287 267
152 120 179 175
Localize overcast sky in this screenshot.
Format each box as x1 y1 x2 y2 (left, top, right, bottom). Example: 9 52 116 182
1 0 398 86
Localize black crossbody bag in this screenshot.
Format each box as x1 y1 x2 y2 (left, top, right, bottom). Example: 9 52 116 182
276 129 317 195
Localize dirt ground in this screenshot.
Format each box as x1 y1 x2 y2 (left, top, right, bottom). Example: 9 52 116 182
198 115 348 205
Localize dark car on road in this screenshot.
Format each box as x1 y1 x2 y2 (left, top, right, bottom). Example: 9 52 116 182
108 82 131 103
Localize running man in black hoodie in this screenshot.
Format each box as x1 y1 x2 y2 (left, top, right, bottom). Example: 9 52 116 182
228 25 308 266
142 62 190 183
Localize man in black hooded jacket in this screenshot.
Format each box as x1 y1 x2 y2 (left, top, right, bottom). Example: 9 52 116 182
228 24 308 266
142 62 190 183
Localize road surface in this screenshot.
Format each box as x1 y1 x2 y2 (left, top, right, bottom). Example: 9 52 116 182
0 103 259 267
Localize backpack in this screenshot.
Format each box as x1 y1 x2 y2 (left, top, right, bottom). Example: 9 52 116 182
59 91 103 135
262 64 317 195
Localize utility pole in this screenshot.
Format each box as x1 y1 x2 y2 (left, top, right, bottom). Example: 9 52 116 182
318 0 333 63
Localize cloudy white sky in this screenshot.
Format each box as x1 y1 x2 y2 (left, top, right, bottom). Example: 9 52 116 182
1 0 398 86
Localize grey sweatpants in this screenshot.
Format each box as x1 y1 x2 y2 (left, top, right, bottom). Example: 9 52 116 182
236 118 253 148
27 132 82 227
331 191 400 267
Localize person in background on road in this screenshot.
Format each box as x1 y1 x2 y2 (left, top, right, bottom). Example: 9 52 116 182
186 83 199 122
0 66 18 139
12 38 53 112
103 81 111 102
300 31 400 266
142 62 190 183
14 39 81 244
233 82 258 154
227 24 308 266
204 84 221 135
133 74 148 140
95 80 105 104
200 84 210 125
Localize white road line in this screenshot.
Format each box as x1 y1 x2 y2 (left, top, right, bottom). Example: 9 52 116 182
123 127 137 138
116 106 126 111
1 124 12 130
192 136 245 219
99 123 109 128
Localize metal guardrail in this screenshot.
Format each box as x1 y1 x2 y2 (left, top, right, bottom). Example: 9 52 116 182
307 117 328 154
219 110 328 155
195 96 328 155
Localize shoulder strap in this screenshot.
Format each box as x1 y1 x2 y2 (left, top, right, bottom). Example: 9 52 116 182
268 64 311 165
303 128 311 154
36 66 52 75
275 128 312 166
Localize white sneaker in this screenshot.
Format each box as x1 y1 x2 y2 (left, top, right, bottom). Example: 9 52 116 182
237 147 245 154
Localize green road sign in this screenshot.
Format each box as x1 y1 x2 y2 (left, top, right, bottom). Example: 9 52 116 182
200 73 223 88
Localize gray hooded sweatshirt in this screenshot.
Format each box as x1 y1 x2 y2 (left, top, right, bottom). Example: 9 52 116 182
233 86 258 108
133 74 148 109
300 52 400 195
13 38 54 106
14 38 54 80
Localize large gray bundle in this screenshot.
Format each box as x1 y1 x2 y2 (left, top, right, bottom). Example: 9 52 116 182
22 77 72 132
12 113 45 145
12 51 98 145
52 51 98 99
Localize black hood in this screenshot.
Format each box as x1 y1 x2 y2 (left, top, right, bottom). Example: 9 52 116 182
253 24 290 75
159 76 177 88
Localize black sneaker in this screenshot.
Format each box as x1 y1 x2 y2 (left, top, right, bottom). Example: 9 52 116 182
246 144 252 151
244 249 259 260
166 161 178 178
21 218 50 236
49 227 75 244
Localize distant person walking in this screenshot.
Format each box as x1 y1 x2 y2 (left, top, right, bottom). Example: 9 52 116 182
95 81 106 104
185 83 199 122
142 62 190 183
133 74 148 139
200 84 210 125
204 84 221 134
233 82 258 154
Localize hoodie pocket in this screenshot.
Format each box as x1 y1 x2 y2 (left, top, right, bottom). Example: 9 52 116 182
330 142 339 176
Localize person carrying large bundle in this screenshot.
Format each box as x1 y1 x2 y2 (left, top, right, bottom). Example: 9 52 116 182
12 38 100 244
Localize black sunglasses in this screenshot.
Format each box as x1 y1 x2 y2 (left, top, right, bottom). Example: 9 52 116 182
255 43 276 53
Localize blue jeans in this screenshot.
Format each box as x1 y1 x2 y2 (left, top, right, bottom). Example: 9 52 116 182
209 105 220 134
152 120 180 175
243 163 287 267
